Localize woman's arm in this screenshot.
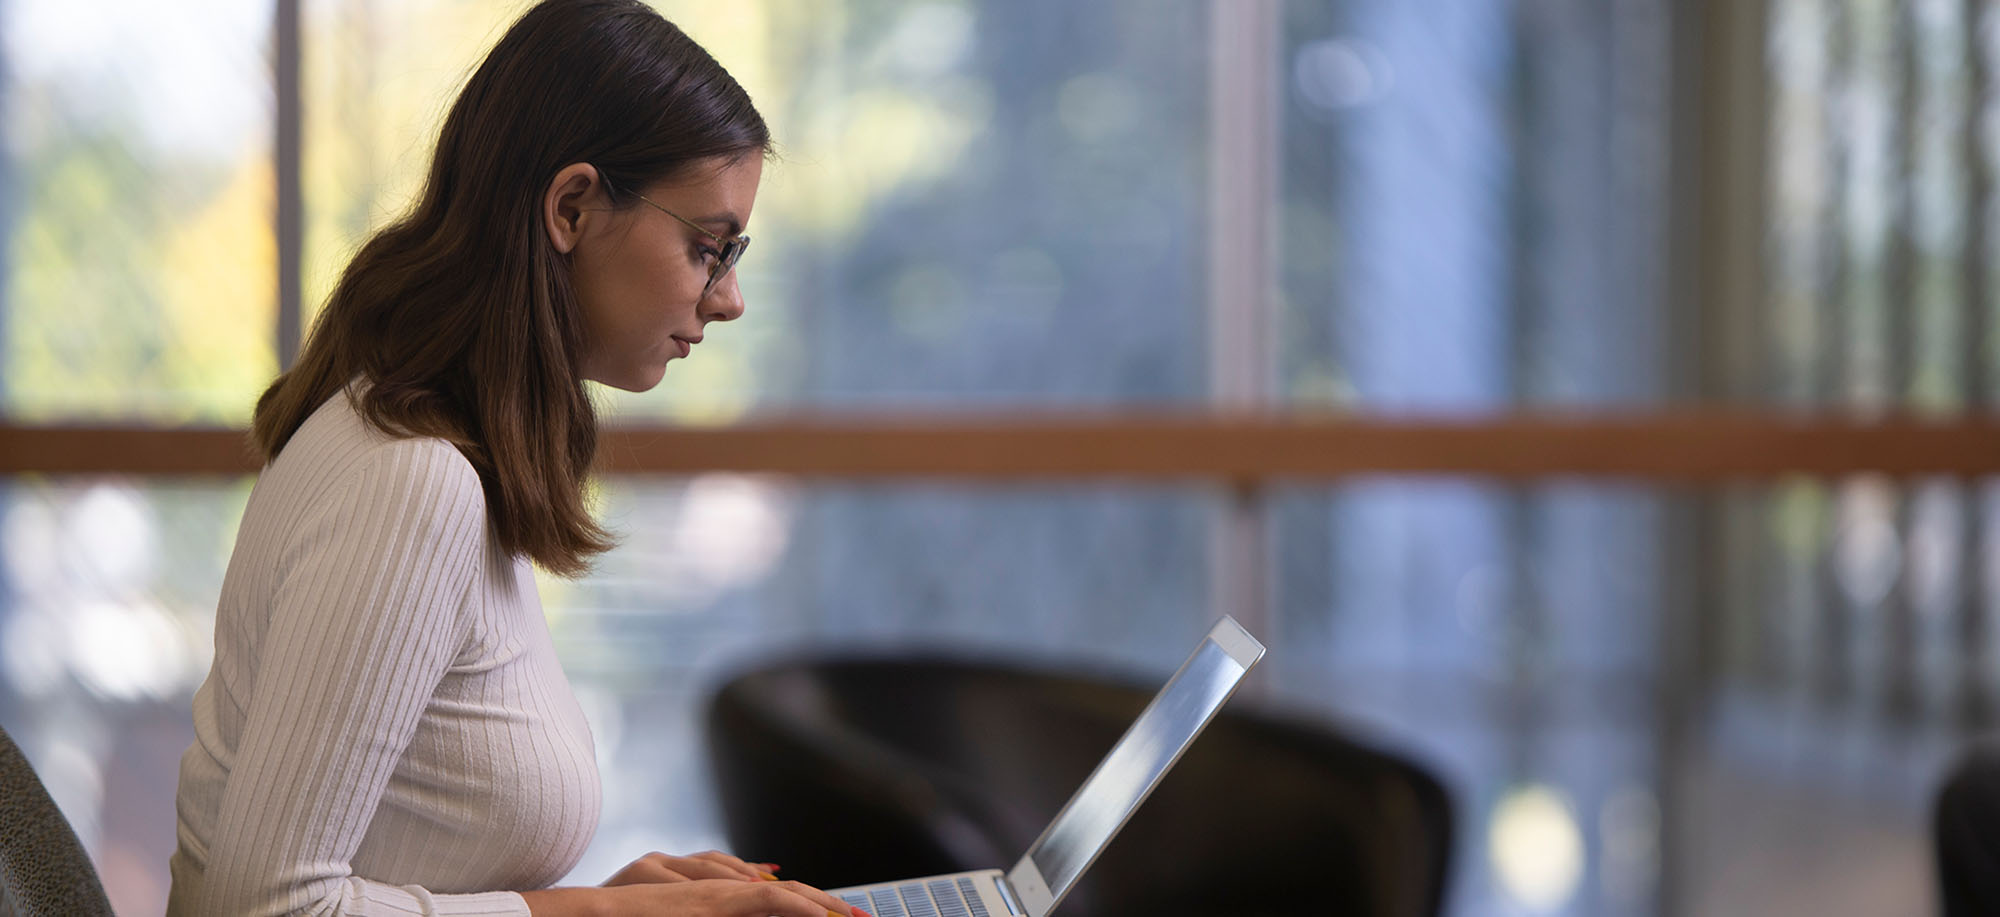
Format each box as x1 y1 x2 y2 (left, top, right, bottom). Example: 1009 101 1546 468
514 855 867 917
195 439 520 916
519 879 866 917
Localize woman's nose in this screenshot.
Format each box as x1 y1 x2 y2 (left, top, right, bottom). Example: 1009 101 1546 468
702 271 745 323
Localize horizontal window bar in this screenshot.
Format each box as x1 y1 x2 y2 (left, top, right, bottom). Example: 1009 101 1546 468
5 413 2000 479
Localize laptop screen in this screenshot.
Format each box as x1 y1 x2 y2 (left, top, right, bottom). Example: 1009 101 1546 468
1019 618 1263 902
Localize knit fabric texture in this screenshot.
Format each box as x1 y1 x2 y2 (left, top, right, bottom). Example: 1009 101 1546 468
167 389 600 916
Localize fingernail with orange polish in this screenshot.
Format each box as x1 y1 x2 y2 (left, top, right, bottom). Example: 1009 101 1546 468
760 872 779 881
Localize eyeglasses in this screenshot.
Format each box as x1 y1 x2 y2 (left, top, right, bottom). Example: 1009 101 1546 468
602 175 750 301
630 191 750 300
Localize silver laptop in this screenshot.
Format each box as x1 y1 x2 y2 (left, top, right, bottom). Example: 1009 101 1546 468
826 616 1266 917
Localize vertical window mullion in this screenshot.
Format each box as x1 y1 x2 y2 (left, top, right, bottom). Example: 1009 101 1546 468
276 0 303 370
1205 0 1280 648
1958 0 1994 731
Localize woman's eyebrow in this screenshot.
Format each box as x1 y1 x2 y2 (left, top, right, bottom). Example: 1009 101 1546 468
690 214 744 236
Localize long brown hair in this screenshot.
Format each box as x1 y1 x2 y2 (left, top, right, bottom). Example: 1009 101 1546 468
252 0 770 577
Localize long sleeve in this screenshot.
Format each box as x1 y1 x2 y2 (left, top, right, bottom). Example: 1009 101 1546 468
192 438 529 917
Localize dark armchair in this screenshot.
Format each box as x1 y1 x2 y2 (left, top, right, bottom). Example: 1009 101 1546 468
705 655 1451 917
0 724 115 917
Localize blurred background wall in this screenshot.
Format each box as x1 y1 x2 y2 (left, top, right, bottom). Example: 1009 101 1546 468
0 0 1991 915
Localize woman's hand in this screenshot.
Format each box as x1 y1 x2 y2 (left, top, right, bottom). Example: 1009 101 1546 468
601 850 781 885
522 877 872 917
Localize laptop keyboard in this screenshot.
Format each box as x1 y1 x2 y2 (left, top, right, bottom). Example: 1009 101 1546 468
839 877 990 917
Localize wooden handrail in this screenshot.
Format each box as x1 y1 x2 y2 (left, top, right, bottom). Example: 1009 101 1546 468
4 413 1998 480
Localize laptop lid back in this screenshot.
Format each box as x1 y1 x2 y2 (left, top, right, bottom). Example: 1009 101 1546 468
1004 617 1265 916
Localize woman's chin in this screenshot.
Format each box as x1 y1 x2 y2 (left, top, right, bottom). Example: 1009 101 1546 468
627 364 670 393
587 363 668 394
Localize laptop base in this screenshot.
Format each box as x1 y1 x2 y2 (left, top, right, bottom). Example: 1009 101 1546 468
827 868 1019 917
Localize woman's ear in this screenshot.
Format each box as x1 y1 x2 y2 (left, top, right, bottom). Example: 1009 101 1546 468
543 162 605 254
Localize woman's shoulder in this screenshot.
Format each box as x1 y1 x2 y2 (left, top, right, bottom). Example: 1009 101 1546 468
265 388 485 520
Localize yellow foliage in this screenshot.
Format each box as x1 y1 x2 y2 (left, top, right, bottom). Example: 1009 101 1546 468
158 155 277 424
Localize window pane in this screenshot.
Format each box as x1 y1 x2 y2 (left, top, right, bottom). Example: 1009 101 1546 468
1763 0 1989 414
0 478 246 915
1274 482 1667 916
1 1 275 422
1271 477 1975 916
1696 473 1978 916
1279 0 1672 413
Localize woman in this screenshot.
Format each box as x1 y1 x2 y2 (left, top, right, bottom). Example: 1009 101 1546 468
167 2 866 915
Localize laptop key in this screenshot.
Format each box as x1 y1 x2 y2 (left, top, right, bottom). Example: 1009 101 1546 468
956 877 991 917
926 879 970 917
897 882 941 917
868 887 909 917
840 894 871 911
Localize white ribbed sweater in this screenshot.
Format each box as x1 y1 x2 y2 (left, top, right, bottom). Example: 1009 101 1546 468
168 390 601 917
